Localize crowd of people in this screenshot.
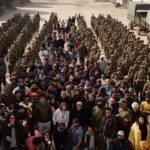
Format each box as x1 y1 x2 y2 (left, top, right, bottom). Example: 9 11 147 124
0 11 150 150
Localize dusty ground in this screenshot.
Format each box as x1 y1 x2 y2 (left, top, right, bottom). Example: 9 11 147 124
0 0 128 26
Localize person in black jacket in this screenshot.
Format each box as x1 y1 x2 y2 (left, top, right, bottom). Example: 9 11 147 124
70 101 87 127
111 130 133 150
100 107 117 150
3 113 25 150
53 122 70 150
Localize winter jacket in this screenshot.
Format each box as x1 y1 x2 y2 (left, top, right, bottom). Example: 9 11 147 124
129 122 150 150
111 138 133 150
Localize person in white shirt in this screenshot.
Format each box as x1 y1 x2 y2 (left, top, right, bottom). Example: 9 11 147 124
98 55 107 73
39 46 48 65
53 102 70 128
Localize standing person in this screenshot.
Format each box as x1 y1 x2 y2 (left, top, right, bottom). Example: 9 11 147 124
129 114 150 150
68 118 83 150
0 103 6 149
0 57 6 92
98 56 107 73
3 114 25 150
39 46 48 65
53 102 70 128
91 98 104 150
70 101 87 127
111 130 132 150
133 66 147 101
35 96 52 134
53 122 70 150
131 102 141 124
100 107 117 150
39 130 54 150
83 126 95 150
140 93 150 117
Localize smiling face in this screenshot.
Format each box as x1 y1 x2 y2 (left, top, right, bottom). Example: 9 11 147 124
139 117 145 125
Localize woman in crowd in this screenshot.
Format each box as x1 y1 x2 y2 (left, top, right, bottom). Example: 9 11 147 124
129 114 150 150
53 102 70 128
3 113 25 150
38 130 54 150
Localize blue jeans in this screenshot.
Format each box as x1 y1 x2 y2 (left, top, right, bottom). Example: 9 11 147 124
38 121 51 133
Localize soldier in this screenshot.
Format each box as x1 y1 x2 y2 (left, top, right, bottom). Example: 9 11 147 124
0 57 6 93
133 65 147 101
8 76 18 93
128 61 139 87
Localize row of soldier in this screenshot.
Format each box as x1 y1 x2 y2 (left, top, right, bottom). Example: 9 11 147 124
0 13 40 93
8 12 40 75
91 14 150 101
0 12 150 150
20 13 58 65
0 13 30 92
0 13 30 57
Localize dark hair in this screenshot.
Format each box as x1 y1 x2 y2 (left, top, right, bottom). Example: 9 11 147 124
137 113 148 125
42 130 52 141
6 113 18 124
88 125 95 131
32 137 42 146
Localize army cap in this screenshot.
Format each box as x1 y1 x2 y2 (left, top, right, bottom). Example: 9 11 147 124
118 98 127 104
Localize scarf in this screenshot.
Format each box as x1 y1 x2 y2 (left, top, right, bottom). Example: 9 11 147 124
10 125 17 148
84 132 95 149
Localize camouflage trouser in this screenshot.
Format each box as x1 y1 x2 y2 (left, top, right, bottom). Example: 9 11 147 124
134 81 145 101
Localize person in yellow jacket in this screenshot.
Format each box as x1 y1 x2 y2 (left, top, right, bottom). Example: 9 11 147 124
128 114 150 150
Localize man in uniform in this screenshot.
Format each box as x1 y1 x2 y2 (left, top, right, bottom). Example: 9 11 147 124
133 65 147 101
128 61 139 87
0 57 6 93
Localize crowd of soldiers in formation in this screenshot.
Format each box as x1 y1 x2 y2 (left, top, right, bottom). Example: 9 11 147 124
0 12 40 92
0 11 150 150
91 14 150 101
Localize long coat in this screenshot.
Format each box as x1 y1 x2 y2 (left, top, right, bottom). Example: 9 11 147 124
3 123 25 148
128 122 150 150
